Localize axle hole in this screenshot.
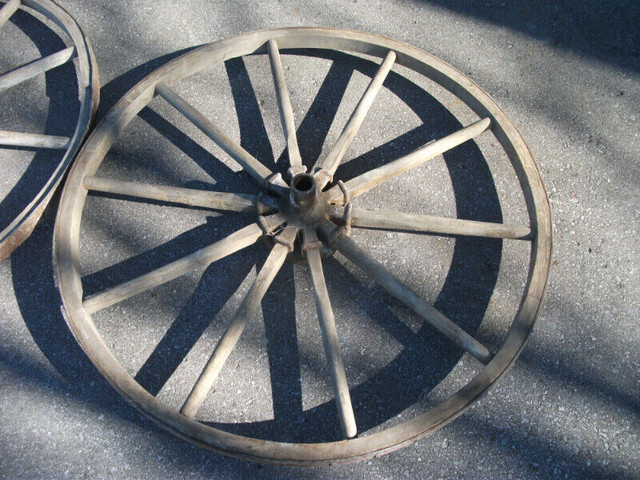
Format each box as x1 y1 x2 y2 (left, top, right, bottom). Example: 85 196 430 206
292 174 315 193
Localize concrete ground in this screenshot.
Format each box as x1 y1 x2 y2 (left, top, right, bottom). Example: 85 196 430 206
1 1 638 479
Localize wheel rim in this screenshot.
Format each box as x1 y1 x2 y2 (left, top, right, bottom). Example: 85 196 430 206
0 0 98 259
54 28 551 465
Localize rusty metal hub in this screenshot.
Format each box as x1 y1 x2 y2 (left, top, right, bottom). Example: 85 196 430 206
260 169 349 263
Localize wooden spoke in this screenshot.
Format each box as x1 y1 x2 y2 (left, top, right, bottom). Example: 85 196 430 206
155 83 273 187
307 245 357 438
351 207 533 240
83 176 259 213
0 45 75 92
314 51 396 183
0 0 20 29
0 130 70 149
82 220 277 314
267 39 302 170
328 226 493 363
328 117 491 203
181 226 297 418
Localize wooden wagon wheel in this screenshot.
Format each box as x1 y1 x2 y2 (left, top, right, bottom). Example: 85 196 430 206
0 0 98 259
54 28 551 465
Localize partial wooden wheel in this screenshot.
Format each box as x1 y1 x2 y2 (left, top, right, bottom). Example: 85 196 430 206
0 0 98 259
55 28 551 465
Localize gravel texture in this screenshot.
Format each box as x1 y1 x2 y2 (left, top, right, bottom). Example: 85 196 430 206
1 1 639 479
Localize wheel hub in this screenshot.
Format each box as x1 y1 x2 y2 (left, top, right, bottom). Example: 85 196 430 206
262 170 351 263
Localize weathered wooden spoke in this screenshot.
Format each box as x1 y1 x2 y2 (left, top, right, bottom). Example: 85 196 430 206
0 0 98 260
83 176 259 213
155 82 273 187
83 220 273 314
181 226 297 418
0 45 74 92
351 207 533 240
0 0 20 29
327 117 491 203
55 29 551 465
267 39 303 172
0 130 70 149
306 240 357 438
314 50 396 185
328 227 493 363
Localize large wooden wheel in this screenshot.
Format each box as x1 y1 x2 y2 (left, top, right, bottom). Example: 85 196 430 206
54 28 551 465
0 0 98 259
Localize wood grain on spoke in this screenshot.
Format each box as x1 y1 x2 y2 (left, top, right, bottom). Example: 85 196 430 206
155 83 273 187
83 176 259 213
0 0 20 29
328 117 491 203
0 130 70 149
181 226 297 418
82 220 276 314
307 246 357 438
267 39 302 170
314 50 396 183
351 207 533 240
0 46 75 92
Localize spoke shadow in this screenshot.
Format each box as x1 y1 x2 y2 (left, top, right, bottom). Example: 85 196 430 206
7 50 248 413
137 106 257 195
306 51 445 181
261 262 304 441
135 246 258 396
95 47 198 119
81 214 249 298
303 255 461 439
201 261 306 442
225 58 275 171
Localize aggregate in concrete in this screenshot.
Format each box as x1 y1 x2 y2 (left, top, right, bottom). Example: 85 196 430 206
1 1 638 479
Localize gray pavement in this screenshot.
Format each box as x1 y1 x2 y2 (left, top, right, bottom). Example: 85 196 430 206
1 1 639 479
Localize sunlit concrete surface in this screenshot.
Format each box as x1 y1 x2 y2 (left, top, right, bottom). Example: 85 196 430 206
1 1 638 478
